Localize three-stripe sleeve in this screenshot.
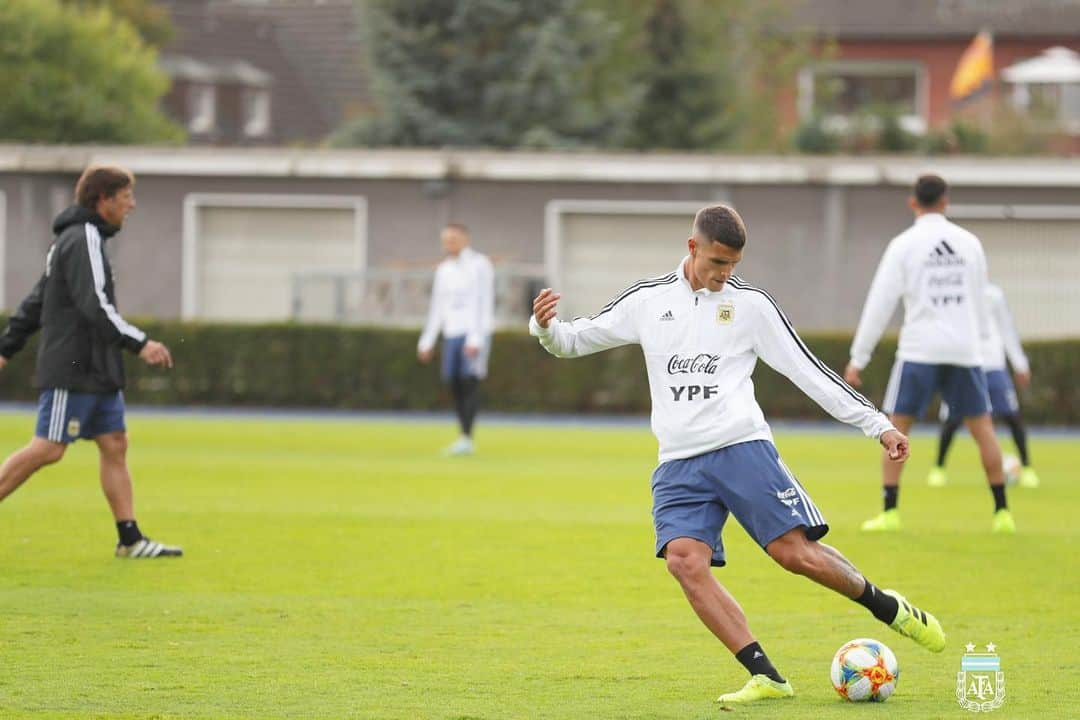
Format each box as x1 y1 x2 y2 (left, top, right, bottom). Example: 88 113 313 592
63 223 146 353
529 275 674 358
736 278 893 439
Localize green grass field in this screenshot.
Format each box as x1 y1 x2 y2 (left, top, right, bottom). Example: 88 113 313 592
0 410 1076 719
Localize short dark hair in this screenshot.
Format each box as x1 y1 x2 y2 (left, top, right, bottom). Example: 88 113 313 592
75 166 134 209
913 174 947 208
444 222 469 235
693 205 746 250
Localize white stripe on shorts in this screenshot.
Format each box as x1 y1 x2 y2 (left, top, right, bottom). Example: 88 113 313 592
882 359 904 415
778 457 825 526
48 389 68 442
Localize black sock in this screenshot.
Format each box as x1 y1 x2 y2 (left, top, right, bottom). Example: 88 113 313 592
936 418 962 467
449 377 468 436
883 486 898 511
991 484 1007 512
117 520 143 546
460 378 480 437
854 579 900 624
1002 414 1030 466
734 642 784 684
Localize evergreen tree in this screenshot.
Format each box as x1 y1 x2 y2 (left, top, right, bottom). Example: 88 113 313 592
624 0 729 150
332 0 628 149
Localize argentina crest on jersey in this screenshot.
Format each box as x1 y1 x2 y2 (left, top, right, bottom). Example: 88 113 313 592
716 302 734 324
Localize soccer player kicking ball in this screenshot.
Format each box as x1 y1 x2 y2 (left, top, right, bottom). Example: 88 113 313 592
529 205 945 705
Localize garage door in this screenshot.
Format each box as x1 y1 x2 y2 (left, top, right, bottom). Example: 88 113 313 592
553 204 701 319
187 198 364 321
959 217 1080 339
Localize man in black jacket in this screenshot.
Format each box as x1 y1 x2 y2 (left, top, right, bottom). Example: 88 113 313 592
0 165 181 558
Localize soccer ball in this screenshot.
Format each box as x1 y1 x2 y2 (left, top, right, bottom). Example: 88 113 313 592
830 638 899 702
1003 453 1021 486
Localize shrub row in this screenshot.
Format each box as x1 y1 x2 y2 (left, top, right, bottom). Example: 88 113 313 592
1 320 1076 424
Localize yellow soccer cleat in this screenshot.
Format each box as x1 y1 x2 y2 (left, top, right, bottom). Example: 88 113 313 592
883 590 946 653
860 509 902 532
926 467 947 487
1019 468 1040 489
992 508 1016 534
716 674 794 704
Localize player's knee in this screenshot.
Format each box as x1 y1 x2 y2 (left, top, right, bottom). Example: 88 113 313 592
36 441 66 465
664 543 710 584
767 538 817 576
98 433 128 460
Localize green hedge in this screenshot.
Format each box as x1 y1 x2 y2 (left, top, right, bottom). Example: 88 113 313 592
1 320 1077 424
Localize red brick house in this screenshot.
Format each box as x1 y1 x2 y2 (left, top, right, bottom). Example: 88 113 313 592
788 0 1080 137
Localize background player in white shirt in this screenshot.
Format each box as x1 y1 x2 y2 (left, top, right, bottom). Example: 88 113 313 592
930 283 1039 489
844 175 1013 534
418 223 494 455
530 205 945 706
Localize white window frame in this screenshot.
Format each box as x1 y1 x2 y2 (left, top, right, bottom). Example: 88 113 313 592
798 60 929 135
242 87 272 138
181 193 368 319
543 199 722 292
187 83 218 134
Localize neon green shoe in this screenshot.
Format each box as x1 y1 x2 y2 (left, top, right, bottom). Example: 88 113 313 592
1019 468 1040 489
926 467 947 487
883 590 946 653
860 509 901 532
992 508 1016 534
716 674 794 704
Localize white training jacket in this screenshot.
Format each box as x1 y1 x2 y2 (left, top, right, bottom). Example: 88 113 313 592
530 258 893 462
418 246 495 352
983 284 1029 373
850 213 990 370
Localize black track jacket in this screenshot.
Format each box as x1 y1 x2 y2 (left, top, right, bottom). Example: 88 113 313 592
0 206 148 392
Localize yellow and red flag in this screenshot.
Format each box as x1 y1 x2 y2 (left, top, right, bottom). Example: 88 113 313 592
950 30 994 103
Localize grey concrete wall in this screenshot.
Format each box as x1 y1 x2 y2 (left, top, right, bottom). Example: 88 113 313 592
3 148 1078 334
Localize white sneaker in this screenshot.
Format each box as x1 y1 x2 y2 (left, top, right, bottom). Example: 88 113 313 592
442 437 474 456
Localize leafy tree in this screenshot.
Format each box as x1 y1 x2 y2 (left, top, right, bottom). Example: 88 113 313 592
587 0 814 152
0 0 182 143
332 0 629 149
63 0 174 47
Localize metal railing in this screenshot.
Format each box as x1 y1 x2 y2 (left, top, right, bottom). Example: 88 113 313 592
290 264 547 328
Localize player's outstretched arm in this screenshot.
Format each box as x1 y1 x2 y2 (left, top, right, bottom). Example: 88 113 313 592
528 287 639 358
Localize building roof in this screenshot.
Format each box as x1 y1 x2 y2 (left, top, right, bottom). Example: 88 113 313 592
789 0 1080 39
217 1 371 128
159 0 369 143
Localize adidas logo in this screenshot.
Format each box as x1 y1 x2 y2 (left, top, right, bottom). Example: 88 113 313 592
927 239 965 266
753 651 764 659
659 310 674 321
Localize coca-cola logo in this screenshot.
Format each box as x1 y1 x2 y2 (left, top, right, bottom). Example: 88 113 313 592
667 353 721 375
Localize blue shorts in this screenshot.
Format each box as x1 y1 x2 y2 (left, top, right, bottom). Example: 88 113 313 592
882 360 989 419
941 369 1019 421
34 389 126 444
440 335 491 382
985 369 1020 416
651 440 828 568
